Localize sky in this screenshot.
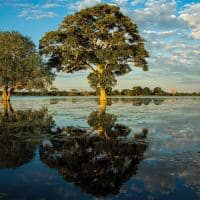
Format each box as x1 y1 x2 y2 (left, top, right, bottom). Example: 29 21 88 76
0 0 199 92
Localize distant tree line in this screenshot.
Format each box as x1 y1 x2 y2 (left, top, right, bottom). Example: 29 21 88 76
1 86 199 96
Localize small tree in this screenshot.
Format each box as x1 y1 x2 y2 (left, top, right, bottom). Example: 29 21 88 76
121 89 133 96
0 31 54 101
39 4 148 103
132 86 143 96
143 87 151 96
153 87 165 96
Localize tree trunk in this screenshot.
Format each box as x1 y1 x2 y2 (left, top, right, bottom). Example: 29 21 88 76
2 100 14 119
97 64 107 105
2 86 13 102
97 64 108 137
2 86 8 101
97 101 109 139
98 62 107 135
97 99 106 136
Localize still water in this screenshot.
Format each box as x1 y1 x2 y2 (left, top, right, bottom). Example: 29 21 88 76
0 96 199 200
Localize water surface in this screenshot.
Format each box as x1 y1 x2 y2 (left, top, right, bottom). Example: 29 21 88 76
0 96 199 200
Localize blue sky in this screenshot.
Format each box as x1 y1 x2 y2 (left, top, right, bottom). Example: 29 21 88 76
0 0 199 92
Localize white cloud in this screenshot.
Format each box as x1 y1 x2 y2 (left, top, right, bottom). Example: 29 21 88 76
179 3 200 39
114 0 128 5
14 1 60 20
42 3 61 9
133 0 178 29
131 0 145 6
142 30 177 36
13 3 34 8
18 9 57 20
74 0 101 10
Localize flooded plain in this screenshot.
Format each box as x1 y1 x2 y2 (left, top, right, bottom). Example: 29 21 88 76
0 96 199 200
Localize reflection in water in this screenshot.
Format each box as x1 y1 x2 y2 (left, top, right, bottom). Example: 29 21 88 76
0 102 55 135
0 137 34 169
40 136 147 196
139 153 200 195
0 97 199 199
40 101 148 196
48 97 166 107
110 97 166 106
0 102 54 168
0 101 148 196
87 98 134 137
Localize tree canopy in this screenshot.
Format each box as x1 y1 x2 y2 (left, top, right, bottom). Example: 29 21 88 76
39 4 149 100
0 31 54 101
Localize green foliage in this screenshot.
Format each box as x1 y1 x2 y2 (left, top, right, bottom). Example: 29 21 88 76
0 31 54 90
87 110 117 131
153 87 165 95
0 106 55 168
40 4 148 92
143 87 152 95
87 68 117 93
0 107 55 134
121 89 133 96
132 86 143 95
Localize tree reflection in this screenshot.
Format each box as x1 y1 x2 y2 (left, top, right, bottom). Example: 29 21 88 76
0 102 55 135
152 98 165 105
0 137 35 169
110 97 165 105
0 102 55 168
40 101 148 196
87 110 131 138
48 97 166 107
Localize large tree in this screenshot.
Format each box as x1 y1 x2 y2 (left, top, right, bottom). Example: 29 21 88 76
0 31 54 101
39 4 149 103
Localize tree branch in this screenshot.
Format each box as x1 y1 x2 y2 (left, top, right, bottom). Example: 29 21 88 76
105 63 108 70
86 63 97 73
